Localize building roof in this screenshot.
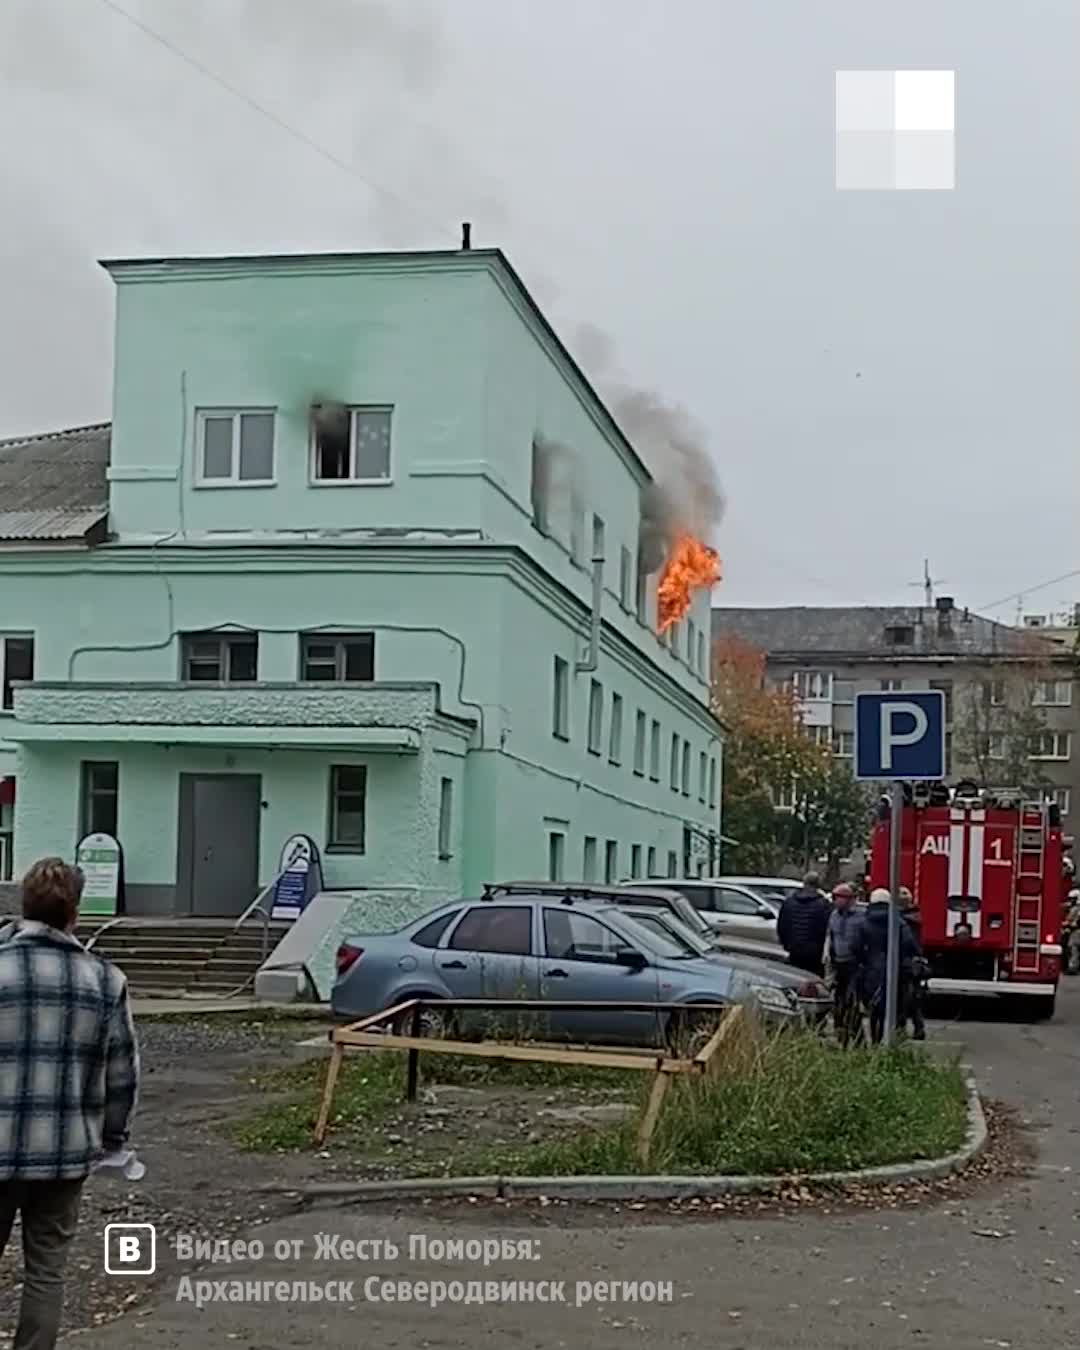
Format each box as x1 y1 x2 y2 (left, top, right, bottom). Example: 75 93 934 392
98 246 653 488
0 424 110 543
711 604 1065 662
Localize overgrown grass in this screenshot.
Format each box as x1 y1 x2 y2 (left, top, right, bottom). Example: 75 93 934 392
498 1034 970 1176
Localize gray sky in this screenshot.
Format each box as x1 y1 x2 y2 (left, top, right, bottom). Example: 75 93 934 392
2 0 1077 618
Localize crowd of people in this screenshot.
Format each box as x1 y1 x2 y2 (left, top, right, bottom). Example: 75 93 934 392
776 871 929 1045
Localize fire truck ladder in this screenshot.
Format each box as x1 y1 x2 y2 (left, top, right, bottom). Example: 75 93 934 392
1013 798 1049 975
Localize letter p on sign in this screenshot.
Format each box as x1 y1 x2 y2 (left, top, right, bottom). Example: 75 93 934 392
879 701 928 770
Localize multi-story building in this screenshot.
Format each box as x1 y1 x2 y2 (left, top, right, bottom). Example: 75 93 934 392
0 245 722 917
712 599 1077 836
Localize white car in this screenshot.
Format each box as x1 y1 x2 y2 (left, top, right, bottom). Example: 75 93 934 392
624 878 782 945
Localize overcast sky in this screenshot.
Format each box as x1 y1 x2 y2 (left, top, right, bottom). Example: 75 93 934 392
2 0 1077 619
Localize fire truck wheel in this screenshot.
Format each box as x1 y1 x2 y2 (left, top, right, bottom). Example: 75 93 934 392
1017 994 1056 1022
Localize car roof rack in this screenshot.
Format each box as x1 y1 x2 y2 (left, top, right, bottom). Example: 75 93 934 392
482 880 683 905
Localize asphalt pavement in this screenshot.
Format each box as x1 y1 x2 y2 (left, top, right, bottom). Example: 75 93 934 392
70 984 1080 1348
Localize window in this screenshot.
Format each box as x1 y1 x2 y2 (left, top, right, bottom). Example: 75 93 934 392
530 436 550 532
880 678 903 692
300 633 374 682
79 761 118 838
570 489 586 564
885 624 914 646
669 734 680 790
717 886 765 916
633 711 647 775
1 636 34 711
588 680 603 754
543 908 633 964
929 679 953 723
987 679 1006 706
583 836 597 881
774 783 797 812
986 732 1005 761
708 758 718 809
697 630 706 676
1051 788 1071 815
1034 679 1073 706
792 671 831 701
591 514 605 565
196 409 275 484
698 751 707 802
413 910 459 948
437 777 454 859
635 565 648 623
608 693 623 764
450 905 532 957
1031 732 1071 761
833 679 855 704
312 404 392 482
687 619 697 667
552 657 570 739
630 844 642 879
181 632 257 683
681 741 691 795
647 845 657 876
833 731 855 758
667 850 678 878
619 547 632 608
649 720 661 780
604 840 618 883
328 765 366 851
806 725 831 748
547 831 566 881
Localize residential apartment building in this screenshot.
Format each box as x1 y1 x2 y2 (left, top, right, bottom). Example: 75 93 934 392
712 599 1077 837
0 245 722 916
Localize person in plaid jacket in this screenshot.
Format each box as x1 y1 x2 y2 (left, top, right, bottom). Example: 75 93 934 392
0 857 140 1349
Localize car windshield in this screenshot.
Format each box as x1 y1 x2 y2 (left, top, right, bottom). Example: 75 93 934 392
617 912 701 960
627 911 712 957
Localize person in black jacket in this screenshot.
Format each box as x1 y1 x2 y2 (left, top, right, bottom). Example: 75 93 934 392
776 872 830 977
898 887 927 1040
857 888 921 1044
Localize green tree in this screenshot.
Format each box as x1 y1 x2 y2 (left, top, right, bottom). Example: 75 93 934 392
952 668 1050 790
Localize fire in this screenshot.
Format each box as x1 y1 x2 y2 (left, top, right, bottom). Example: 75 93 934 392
656 532 721 632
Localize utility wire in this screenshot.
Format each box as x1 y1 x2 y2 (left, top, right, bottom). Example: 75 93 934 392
978 567 1080 616
95 0 453 239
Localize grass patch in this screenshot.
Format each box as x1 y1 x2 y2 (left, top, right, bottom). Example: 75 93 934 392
497 1033 969 1176
229 1048 632 1153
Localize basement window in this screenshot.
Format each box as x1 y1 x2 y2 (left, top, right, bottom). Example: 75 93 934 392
311 405 392 483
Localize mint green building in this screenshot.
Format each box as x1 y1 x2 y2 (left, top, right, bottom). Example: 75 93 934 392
0 247 723 917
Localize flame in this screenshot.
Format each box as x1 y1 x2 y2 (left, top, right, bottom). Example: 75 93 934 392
656 532 721 632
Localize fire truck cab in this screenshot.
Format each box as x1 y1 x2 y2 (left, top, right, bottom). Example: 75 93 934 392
867 780 1064 1019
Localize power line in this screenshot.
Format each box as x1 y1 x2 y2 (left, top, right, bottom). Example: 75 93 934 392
95 0 453 239
978 567 1080 615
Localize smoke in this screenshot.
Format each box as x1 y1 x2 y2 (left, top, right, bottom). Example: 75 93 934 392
570 324 726 570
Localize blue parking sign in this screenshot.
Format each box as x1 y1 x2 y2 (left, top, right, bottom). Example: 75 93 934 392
854 691 946 781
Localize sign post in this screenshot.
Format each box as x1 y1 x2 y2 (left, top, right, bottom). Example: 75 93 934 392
271 835 323 923
855 691 946 1047
75 833 123 918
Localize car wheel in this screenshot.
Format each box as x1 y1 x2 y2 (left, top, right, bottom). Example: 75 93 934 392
393 1002 450 1039
666 1006 727 1057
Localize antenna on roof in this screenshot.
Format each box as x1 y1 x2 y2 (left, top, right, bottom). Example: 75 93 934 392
908 558 946 609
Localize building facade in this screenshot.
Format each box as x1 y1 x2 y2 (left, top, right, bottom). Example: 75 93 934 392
0 247 722 914
712 600 1077 837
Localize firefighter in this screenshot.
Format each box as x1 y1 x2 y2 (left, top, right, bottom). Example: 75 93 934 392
898 887 928 1040
827 883 865 1046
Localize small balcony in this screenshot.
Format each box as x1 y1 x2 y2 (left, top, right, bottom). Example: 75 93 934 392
9 681 472 752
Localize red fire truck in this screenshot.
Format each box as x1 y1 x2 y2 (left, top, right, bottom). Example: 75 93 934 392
867 781 1066 1019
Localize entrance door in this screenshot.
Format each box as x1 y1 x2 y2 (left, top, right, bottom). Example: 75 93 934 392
178 774 261 917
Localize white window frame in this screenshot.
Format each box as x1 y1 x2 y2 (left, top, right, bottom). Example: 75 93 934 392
588 680 604 755
774 783 797 812
987 732 1005 761
1030 731 1071 761
793 670 832 701
195 408 276 487
0 633 34 713
880 678 903 693
1053 788 1071 815
552 658 570 740
806 724 831 748
1033 679 1073 707
608 692 623 764
833 731 854 758
633 710 647 776
310 404 393 486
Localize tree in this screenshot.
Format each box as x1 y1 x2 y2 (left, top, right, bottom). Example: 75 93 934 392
952 666 1050 790
711 637 871 875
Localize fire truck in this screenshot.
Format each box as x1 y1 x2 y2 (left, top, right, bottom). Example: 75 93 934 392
867 780 1067 1019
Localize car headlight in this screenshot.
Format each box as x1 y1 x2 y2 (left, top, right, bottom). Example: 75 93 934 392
748 983 797 1012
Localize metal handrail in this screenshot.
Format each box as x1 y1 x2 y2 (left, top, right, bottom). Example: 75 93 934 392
85 915 126 952
232 872 286 967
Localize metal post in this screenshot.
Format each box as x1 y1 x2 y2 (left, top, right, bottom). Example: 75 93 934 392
883 780 904 1046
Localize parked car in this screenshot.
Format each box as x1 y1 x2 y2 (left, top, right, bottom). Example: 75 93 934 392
621 878 782 945
718 876 806 905
331 894 829 1044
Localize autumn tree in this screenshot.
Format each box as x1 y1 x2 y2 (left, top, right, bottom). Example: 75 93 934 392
952 662 1051 790
711 637 871 874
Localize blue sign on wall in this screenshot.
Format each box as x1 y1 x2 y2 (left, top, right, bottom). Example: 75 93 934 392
854 691 946 781
271 834 323 922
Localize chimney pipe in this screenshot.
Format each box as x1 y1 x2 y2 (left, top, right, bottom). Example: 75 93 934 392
461 222 472 250
575 549 606 673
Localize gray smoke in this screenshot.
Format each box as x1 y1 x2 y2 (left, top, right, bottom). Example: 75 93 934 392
571 324 726 571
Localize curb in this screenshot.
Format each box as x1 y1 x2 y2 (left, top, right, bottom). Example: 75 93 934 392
264 1072 987 1205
